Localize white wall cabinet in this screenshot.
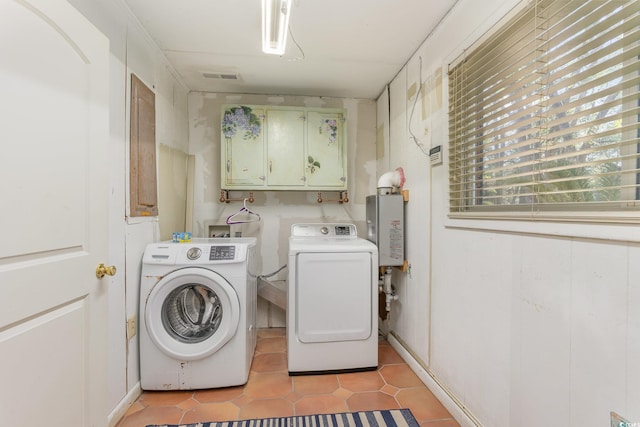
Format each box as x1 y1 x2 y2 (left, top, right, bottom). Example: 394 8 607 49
221 105 347 190
266 108 306 187
222 106 266 187
306 110 347 188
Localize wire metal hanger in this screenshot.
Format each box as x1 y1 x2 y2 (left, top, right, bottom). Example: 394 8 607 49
226 198 261 225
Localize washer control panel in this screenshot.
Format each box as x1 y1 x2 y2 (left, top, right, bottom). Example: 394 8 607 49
209 245 236 260
143 238 254 265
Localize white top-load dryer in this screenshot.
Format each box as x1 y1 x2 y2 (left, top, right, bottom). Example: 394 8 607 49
287 223 379 374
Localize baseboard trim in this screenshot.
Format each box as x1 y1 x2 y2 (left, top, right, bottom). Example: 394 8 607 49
387 334 480 427
107 382 142 427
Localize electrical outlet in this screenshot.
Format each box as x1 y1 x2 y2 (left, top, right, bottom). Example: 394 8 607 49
126 316 136 340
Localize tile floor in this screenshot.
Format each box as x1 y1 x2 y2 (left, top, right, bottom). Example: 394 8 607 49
115 328 459 427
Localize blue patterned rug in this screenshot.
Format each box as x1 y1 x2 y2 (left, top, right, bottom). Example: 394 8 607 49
147 409 419 427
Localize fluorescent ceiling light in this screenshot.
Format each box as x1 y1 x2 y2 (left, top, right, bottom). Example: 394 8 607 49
262 0 291 55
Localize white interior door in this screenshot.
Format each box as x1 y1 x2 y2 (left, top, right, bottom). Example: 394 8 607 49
0 1 110 426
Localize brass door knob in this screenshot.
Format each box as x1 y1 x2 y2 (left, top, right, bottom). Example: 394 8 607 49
96 263 117 279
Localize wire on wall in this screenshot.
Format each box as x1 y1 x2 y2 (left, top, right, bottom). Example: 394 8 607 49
287 26 305 61
259 264 287 279
408 56 429 156
387 85 392 171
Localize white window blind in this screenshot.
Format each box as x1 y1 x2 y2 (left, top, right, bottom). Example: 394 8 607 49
448 0 640 217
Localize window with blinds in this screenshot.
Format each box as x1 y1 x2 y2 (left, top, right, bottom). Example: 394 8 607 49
448 0 640 218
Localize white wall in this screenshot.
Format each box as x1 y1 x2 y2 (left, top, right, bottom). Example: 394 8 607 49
188 93 378 327
381 1 640 426
66 1 190 424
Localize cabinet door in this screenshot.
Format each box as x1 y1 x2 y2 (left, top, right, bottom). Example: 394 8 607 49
306 111 346 188
267 109 305 187
222 106 265 187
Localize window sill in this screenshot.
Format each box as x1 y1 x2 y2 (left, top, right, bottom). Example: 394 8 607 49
445 212 640 243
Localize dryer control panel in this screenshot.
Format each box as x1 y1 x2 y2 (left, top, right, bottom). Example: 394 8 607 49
291 223 357 238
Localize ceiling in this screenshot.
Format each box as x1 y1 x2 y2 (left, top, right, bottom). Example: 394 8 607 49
123 0 459 99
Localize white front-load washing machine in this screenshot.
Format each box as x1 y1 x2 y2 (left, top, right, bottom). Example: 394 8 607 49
287 224 379 375
139 238 257 390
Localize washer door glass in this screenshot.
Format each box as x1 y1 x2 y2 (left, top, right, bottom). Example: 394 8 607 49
162 283 224 343
145 268 240 361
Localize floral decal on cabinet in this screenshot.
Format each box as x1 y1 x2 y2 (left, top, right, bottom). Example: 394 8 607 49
307 156 321 173
320 118 338 144
222 106 262 140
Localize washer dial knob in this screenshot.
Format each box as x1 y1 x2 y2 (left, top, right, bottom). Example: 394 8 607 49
320 226 329 235
187 247 202 260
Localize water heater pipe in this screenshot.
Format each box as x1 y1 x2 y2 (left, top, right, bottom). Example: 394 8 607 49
377 167 406 190
383 267 399 312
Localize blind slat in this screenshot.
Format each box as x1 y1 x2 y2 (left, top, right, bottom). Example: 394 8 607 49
450 33 640 140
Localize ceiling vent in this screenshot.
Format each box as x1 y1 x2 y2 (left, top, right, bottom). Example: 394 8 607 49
202 72 239 80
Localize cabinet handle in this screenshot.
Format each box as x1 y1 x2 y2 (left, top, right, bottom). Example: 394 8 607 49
269 160 272 173
227 160 230 173
259 176 265 181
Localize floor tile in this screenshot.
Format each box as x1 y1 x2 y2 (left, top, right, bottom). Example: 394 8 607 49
177 398 200 411
332 387 353 400
379 364 425 388
293 374 340 394
255 336 287 353
294 394 349 415
116 406 183 427
338 370 385 392
257 328 285 338
115 328 458 427
244 372 293 399
139 390 193 406
380 384 399 396
181 402 240 424
195 386 244 403
122 401 144 417
346 391 400 412
240 398 294 419
420 420 461 427
378 342 405 365
251 352 287 372
396 387 452 422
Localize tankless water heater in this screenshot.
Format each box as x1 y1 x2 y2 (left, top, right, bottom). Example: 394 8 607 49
366 194 404 267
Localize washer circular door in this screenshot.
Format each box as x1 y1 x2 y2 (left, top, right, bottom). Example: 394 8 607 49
145 267 240 361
